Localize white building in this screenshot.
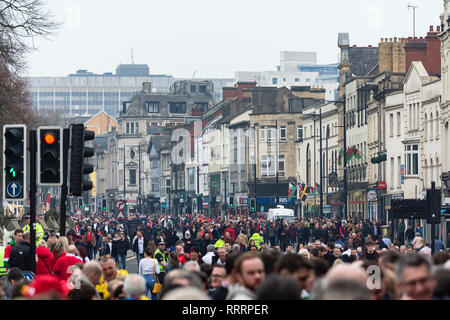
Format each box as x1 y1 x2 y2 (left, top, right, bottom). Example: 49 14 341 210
297 101 340 217
235 51 339 101
400 62 441 200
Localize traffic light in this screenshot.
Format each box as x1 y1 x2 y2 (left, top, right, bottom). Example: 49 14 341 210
229 196 234 208
250 197 256 211
78 198 83 209
3 125 26 200
69 124 95 196
102 198 107 211
37 127 63 186
371 154 387 164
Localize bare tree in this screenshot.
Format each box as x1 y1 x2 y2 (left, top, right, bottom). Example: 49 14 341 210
0 0 61 73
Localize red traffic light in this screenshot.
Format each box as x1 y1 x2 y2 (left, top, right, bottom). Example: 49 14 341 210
44 133 55 145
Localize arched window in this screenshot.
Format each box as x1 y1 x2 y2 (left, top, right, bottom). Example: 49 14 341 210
430 158 434 186
430 113 434 139
306 144 311 186
424 114 427 140
436 111 439 137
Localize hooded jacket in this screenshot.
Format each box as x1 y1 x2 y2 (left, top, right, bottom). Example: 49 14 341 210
36 246 54 275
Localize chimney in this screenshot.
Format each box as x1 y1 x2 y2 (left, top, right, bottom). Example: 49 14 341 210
437 25 441 32
430 25 434 32
142 82 151 93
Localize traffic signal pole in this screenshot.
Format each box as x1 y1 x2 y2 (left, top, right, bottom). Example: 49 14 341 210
29 130 37 273
59 128 69 236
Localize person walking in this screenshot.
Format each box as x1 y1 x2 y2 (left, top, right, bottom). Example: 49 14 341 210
35 240 54 276
117 232 130 270
138 246 160 300
82 226 97 260
133 231 148 267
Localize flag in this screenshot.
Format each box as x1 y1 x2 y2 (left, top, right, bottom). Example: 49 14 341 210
315 182 320 194
288 182 297 201
46 193 51 211
310 184 316 196
354 147 361 160
338 148 345 166
299 183 310 201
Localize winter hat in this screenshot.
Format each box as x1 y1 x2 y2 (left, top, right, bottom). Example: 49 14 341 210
23 275 70 298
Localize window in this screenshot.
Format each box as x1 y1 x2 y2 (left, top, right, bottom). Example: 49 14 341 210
190 85 196 93
405 144 419 176
436 111 439 137
397 156 401 188
135 122 139 134
430 113 434 139
129 169 136 185
199 85 206 93
283 78 286 82
397 112 401 136
146 101 160 113
260 126 265 142
295 78 300 82
297 125 303 140
424 114 428 140
130 122 134 134
194 102 208 113
261 155 276 177
169 102 186 114
267 127 276 142
305 78 311 82
278 155 285 177
280 126 286 141
165 179 171 195
126 122 130 134
272 78 278 85
390 113 394 137
390 157 394 189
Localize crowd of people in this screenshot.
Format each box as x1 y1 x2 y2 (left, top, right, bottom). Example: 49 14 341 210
0 211 449 300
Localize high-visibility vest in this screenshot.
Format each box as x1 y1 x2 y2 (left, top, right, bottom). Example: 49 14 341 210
23 223 45 245
0 246 6 276
214 239 225 248
251 233 264 250
154 249 168 273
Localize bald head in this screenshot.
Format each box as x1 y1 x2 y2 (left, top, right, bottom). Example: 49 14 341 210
83 261 102 286
68 245 78 255
326 262 368 285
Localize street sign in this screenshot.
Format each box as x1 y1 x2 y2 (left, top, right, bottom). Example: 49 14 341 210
116 200 126 210
323 205 332 214
117 211 125 219
6 182 21 198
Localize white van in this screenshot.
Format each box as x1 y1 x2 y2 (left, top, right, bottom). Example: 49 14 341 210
267 205 295 223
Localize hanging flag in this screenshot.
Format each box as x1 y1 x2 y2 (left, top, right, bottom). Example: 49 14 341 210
338 148 345 166
354 147 361 160
46 193 51 211
297 181 303 200
299 184 310 201
288 182 297 201
315 182 320 194
310 184 316 196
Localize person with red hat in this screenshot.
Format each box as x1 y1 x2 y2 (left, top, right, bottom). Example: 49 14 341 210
53 245 83 281
23 274 70 299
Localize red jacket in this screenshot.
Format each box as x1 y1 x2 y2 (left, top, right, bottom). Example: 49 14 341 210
224 227 236 242
36 247 54 276
53 254 83 281
52 251 66 268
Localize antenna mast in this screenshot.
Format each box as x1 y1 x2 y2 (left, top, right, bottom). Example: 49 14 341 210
408 3 419 38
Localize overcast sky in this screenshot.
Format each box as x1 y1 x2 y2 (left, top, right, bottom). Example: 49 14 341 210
25 0 443 78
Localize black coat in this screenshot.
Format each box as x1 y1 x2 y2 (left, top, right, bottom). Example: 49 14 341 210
116 238 130 255
9 242 32 271
132 236 148 254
